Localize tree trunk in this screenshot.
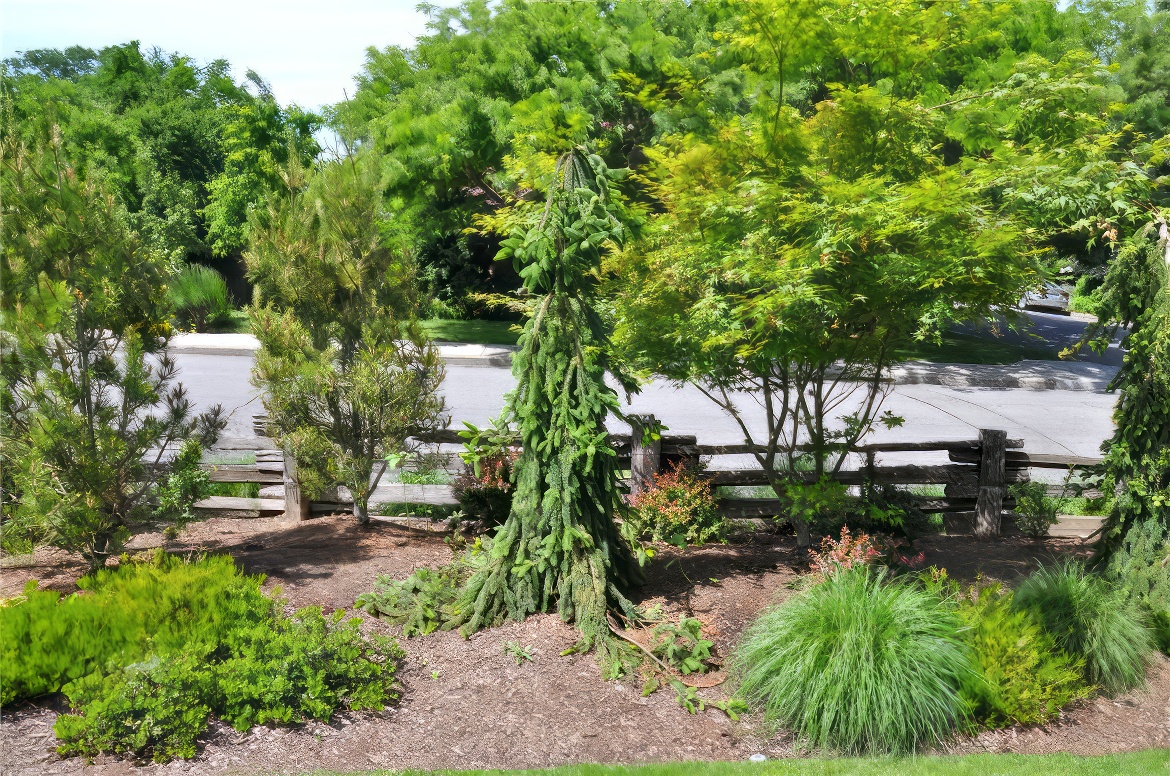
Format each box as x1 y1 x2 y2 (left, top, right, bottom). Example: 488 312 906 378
353 499 370 525
793 515 811 548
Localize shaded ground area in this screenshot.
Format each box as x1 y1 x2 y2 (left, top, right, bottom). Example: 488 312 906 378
1 516 1167 775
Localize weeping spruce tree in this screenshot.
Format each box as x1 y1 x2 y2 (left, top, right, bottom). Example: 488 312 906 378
1088 221 1170 645
451 148 643 654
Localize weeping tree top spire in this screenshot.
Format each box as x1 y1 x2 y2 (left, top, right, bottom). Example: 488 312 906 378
450 147 643 660
516 147 624 295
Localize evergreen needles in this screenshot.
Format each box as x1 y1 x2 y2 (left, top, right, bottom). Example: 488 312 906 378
450 148 642 654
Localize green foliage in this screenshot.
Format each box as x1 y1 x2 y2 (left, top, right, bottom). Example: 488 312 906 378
457 415 521 476
0 135 224 568
1 553 401 762
204 481 260 499
1078 224 1170 651
448 148 643 663
247 153 447 523
1013 563 1156 694
733 566 974 755
356 558 476 637
331 0 709 304
53 654 213 763
2 41 318 268
1009 481 1064 538
503 640 534 665
0 553 270 705
628 463 726 547
782 480 853 534
953 583 1092 728
648 616 714 676
452 416 520 525
155 439 212 525
1070 275 1105 316
397 469 451 486
1103 516 1170 653
168 264 233 331
208 606 400 729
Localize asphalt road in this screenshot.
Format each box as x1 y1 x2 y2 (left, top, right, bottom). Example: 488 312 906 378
960 309 1125 367
173 354 1116 461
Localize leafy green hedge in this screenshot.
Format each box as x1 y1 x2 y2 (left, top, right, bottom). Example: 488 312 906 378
1 553 401 762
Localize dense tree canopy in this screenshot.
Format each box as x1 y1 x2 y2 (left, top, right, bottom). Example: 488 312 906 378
334 0 1169 308
1 42 319 286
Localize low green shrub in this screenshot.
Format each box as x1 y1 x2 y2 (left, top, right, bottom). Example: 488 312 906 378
1013 562 1155 694
1009 481 1063 538
628 462 726 546
953 583 1092 727
209 606 399 729
1069 274 1104 316
168 264 233 331
2 553 402 762
648 616 715 676
54 654 214 763
1 553 270 705
732 566 974 755
356 557 476 636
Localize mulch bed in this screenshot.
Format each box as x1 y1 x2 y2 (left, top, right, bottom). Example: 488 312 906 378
1 515 1167 775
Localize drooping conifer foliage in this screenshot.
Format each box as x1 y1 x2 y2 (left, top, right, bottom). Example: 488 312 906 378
451 148 642 653
1084 219 1170 644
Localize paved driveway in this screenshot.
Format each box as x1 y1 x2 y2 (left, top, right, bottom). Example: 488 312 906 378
171 354 1116 459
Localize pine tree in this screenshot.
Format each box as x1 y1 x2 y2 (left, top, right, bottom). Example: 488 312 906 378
451 148 643 654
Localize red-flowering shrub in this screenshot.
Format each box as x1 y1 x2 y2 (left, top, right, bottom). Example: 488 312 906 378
808 526 928 577
628 463 725 546
808 526 881 576
451 449 518 526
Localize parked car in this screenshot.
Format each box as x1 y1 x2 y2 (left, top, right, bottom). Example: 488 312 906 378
1020 281 1071 313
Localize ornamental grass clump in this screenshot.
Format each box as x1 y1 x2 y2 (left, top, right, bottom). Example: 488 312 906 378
732 565 974 755
1013 562 1155 694
168 264 233 331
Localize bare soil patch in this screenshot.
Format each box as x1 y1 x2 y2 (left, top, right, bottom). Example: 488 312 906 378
1 516 1166 775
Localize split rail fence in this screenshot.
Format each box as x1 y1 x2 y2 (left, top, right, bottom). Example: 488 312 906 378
195 413 1103 538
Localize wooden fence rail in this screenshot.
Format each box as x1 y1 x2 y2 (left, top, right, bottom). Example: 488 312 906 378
209 414 1103 537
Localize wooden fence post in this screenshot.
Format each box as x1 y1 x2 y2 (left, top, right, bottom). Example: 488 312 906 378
974 429 1007 538
283 448 310 521
628 414 662 499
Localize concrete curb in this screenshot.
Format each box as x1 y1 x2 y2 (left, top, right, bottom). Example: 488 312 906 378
169 333 517 366
890 360 1118 392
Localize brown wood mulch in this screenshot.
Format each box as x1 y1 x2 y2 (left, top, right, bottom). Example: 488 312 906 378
1 516 1167 775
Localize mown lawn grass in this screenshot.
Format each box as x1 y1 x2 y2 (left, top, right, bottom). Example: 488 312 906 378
420 319 521 346
299 749 1170 776
895 332 1055 364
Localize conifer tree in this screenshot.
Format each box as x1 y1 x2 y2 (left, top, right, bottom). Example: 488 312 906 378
1085 221 1170 641
452 148 643 653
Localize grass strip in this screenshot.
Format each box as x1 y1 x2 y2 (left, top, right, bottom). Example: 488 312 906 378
295 749 1170 776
